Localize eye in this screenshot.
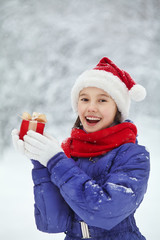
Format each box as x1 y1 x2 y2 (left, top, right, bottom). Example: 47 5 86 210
80 98 89 102
99 99 107 102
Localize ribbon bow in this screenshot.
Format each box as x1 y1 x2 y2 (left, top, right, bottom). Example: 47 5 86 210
21 112 47 123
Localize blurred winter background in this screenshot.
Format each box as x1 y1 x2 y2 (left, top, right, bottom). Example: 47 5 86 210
0 0 160 239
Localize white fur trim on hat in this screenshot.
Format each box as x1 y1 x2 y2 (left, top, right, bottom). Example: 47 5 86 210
71 69 131 121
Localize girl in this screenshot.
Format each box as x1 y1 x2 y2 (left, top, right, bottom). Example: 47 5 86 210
12 57 150 240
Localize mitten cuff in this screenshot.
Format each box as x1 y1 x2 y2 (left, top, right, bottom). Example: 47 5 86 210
31 160 45 169
32 163 51 185
47 152 80 188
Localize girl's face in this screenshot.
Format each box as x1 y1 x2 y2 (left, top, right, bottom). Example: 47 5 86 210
78 87 117 133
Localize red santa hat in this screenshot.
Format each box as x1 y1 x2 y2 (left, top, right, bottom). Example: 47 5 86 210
71 57 146 121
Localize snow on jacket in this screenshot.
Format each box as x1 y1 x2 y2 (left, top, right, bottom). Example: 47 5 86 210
32 142 150 240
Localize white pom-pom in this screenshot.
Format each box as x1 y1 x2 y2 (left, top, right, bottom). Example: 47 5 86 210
129 84 146 102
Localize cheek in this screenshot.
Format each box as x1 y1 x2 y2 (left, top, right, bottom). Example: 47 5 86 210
77 102 84 117
103 105 117 119
110 104 117 116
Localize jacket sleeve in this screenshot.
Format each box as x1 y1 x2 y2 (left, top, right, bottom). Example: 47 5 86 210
32 161 72 233
47 143 150 230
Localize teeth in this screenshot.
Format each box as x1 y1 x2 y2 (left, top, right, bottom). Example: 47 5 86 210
86 117 100 120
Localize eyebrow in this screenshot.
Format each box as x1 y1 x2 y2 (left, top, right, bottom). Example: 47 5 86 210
98 94 110 98
79 93 110 98
79 93 88 97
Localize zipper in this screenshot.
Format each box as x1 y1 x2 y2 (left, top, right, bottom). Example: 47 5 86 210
80 221 91 239
89 157 97 163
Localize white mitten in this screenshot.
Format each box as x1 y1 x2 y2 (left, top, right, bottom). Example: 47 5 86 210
23 130 63 167
11 129 25 154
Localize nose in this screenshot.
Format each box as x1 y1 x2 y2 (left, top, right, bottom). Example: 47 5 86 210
87 101 97 112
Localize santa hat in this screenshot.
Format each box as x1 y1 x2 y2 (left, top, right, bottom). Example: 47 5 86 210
71 57 146 121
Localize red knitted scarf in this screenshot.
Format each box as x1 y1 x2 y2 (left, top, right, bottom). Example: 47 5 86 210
61 122 137 158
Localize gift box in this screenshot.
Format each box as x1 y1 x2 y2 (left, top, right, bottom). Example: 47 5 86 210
19 112 47 140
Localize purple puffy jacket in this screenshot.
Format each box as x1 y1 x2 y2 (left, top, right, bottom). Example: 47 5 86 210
32 142 150 240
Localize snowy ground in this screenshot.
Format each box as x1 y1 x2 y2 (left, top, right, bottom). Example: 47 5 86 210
0 115 160 240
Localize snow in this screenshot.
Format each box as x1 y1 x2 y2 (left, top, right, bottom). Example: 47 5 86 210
134 116 160 240
129 177 138 182
0 150 65 240
107 182 134 194
0 115 160 240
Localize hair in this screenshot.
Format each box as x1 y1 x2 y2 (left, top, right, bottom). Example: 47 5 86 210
73 109 122 129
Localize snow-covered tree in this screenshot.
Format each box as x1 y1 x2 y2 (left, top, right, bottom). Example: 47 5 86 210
0 0 160 154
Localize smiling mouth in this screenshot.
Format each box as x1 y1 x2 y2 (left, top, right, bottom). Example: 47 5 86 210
85 116 101 124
